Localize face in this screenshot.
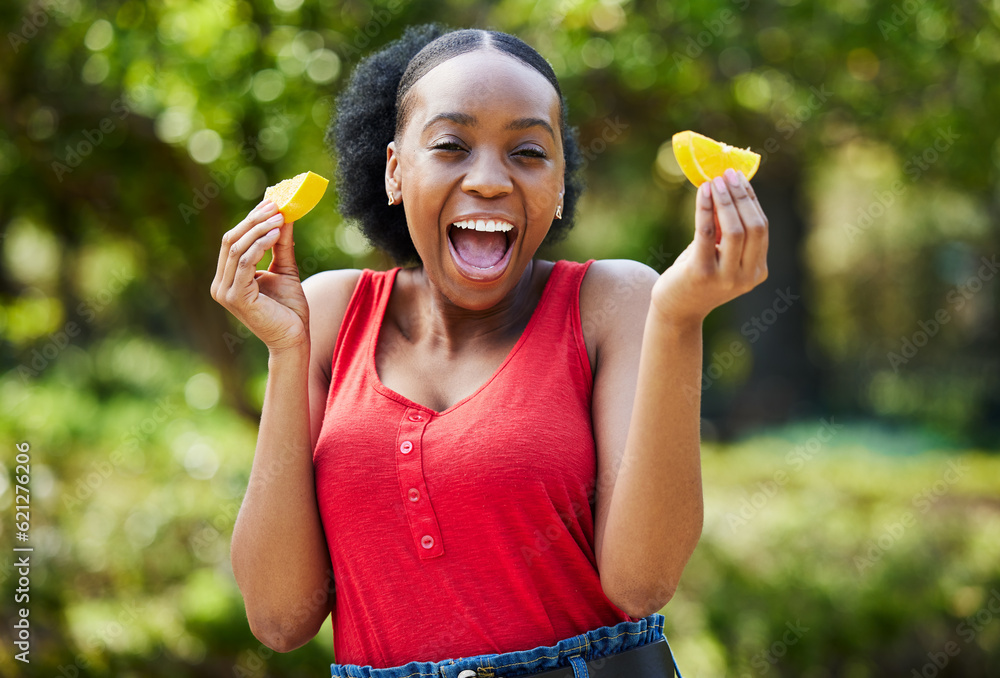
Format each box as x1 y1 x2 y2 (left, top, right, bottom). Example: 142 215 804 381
385 49 565 311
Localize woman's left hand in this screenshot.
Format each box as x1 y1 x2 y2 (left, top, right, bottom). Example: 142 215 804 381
650 168 769 325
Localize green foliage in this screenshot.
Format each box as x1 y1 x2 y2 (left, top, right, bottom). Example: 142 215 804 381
3 367 999 675
2 0 999 675
669 442 1000 677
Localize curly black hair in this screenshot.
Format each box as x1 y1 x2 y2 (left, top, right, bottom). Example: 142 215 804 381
327 23 585 267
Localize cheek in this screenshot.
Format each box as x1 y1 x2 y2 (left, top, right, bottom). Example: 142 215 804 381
525 173 562 210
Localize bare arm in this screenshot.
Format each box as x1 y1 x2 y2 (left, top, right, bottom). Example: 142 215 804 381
210 198 359 651
231 343 332 651
592 171 769 618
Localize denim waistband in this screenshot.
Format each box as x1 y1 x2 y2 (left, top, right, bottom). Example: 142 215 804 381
330 613 666 678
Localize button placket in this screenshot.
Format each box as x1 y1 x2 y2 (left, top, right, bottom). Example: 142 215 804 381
395 408 444 558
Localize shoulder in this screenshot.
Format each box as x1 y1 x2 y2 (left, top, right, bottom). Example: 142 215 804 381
302 268 365 377
301 268 366 314
579 259 659 364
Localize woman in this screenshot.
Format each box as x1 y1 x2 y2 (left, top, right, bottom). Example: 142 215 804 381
210 23 768 678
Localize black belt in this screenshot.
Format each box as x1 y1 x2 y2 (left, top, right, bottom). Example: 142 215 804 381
512 637 680 678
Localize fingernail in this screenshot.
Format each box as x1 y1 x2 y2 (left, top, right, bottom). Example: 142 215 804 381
713 176 727 192
266 227 280 238
265 213 284 225
725 168 739 186
261 201 278 214
699 182 711 199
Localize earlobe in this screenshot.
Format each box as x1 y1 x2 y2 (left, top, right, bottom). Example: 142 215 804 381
386 141 401 202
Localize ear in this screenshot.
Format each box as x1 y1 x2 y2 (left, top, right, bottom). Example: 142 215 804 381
386 140 401 202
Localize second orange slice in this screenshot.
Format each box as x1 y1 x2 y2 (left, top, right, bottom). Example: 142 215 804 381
672 131 760 186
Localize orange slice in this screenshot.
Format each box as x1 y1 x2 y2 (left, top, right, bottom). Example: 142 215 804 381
263 171 329 223
671 131 760 186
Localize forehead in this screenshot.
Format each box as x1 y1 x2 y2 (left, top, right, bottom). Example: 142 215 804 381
404 50 561 134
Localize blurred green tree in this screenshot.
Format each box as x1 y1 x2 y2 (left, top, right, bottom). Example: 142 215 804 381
2 1 1000 676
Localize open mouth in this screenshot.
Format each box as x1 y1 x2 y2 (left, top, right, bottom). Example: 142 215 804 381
447 219 517 282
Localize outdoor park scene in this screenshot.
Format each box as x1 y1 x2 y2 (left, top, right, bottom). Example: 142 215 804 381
1 0 999 676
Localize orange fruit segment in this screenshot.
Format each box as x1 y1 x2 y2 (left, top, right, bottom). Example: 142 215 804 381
263 171 329 223
671 131 760 186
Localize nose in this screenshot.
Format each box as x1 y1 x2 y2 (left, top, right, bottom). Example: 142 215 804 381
461 148 513 198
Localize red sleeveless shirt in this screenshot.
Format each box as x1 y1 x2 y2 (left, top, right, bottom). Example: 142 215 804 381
313 259 632 668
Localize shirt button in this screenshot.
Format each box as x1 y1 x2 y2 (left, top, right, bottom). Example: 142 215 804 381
408 488 420 502
399 441 412 454
420 535 434 549
408 413 424 422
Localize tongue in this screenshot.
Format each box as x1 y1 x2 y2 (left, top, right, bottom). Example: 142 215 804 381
450 227 508 268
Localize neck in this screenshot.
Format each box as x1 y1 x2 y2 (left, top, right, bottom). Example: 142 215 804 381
406 260 537 355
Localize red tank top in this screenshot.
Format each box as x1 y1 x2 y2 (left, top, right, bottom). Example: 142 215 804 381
313 259 632 668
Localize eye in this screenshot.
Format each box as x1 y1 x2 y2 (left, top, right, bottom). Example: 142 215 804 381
516 147 547 159
433 142 466 152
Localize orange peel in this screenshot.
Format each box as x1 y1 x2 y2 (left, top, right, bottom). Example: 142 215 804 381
263 171 329 223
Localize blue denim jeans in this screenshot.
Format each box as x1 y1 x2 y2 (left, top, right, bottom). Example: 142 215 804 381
330 613 678 678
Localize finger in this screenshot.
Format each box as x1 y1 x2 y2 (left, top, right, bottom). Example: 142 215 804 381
268 220 300 277
724 169 768 275
711 175 745 272
739 173 769 283
740 172 768 234
693 181 718 273
214 200 278 294
220 211 284 298
229 225 283 304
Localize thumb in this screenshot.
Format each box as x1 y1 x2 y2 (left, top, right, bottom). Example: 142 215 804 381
692 181 717 270
268 219 300 276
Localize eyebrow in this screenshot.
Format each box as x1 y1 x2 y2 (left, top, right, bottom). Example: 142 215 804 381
422 112 555 140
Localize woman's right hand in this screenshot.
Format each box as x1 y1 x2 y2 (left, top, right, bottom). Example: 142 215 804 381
211 199 310 352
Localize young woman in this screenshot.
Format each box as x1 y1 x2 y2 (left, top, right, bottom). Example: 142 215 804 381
210 24 769 678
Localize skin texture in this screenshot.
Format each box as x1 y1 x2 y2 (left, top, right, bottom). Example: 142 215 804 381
209 46 769 652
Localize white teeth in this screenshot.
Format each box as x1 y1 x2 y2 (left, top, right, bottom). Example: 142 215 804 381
452 219 514 233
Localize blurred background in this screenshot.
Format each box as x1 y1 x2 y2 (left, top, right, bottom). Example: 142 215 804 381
1 0 998 675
